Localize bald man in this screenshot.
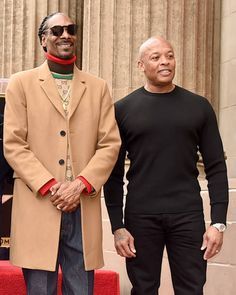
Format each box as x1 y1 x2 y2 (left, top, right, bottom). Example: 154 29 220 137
104 36 228 295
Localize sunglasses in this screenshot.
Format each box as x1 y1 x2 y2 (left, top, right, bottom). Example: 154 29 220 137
46 24 78 37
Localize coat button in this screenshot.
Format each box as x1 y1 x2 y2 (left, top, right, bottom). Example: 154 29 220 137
60 130 66 136
59 159 65 165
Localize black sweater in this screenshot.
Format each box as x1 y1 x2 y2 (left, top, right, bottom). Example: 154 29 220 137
104 86 228 232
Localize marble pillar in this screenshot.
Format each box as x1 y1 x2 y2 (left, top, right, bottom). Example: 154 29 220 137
83 0 221 114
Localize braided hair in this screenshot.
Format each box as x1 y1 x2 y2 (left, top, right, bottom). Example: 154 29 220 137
38 12 61 52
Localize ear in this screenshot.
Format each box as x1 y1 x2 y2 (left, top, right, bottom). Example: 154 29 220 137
138 60 145 72
41 34 47 48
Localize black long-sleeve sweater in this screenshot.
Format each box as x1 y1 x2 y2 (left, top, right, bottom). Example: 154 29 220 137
104 86 228 233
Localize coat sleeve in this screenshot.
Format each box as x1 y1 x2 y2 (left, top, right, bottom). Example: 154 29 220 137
79 81 121 193
3 74 54 194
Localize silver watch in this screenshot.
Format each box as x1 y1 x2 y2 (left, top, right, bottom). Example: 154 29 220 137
212 223 226 232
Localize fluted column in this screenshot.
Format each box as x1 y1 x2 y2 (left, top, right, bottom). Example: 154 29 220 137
0 0 83 78
82 0 221 113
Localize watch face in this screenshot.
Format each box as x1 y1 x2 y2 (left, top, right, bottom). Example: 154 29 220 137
219 224 226 232
213 223 226 232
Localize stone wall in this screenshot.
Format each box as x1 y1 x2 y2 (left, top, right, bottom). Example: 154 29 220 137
220 0 236 178
83 0 221 114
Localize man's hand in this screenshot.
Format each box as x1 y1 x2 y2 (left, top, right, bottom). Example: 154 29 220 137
114 228 136 258
50 182 63 196
50 179 86 213
201 226 223 260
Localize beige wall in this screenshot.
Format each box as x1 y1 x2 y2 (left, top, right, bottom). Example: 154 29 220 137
213 1 236 293
220 0 236 178
82 0 221 113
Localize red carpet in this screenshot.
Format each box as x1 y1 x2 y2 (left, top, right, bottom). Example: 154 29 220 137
0 261 120 295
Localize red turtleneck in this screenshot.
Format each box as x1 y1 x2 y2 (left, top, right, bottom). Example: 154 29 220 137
45 52 77 65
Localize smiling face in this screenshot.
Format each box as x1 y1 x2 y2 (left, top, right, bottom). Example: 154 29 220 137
138 37 176 92
41 13 77 59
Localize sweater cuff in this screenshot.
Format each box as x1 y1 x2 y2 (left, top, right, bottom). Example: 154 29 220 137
39 179 57 196
210 202 228 225
77 176 93 194
106 206 124 233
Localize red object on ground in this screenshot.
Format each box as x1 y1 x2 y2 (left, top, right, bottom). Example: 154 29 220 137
0 261 120 295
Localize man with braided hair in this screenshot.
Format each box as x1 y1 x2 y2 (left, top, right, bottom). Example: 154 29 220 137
4 12 120 294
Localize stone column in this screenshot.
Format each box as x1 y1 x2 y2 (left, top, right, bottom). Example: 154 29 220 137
0 0 83 78
82 0 221 113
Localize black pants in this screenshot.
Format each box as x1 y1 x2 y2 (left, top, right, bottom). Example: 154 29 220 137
125 211 207 295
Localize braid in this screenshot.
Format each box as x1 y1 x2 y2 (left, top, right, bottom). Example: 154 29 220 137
38 12 60 52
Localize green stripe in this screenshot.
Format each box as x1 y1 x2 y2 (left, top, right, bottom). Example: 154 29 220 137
51 72 73 80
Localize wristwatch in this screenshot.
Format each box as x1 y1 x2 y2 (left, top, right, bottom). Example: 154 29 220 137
212 223 226 232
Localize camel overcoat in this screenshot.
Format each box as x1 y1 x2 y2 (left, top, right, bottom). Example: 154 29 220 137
3 61 121 271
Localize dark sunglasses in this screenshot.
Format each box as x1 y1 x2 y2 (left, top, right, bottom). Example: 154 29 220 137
46 24 78 37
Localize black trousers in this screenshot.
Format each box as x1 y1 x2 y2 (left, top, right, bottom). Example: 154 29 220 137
125 211 207 295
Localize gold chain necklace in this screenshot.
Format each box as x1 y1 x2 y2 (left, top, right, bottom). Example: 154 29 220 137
60 85 71 107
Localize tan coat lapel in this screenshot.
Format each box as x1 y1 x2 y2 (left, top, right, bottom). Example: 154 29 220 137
38 62 87 120
38 61 66 118
68 66 86 120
